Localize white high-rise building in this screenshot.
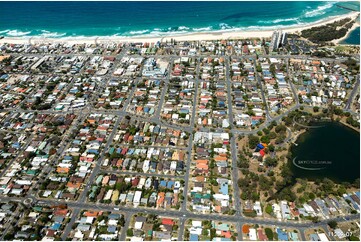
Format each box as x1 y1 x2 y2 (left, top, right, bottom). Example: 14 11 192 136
269 30 287 52
270 31 279 52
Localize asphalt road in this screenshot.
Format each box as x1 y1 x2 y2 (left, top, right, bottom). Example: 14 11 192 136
254 60 272 120
181 57 200 212
345 74 360 110
1 195 358 232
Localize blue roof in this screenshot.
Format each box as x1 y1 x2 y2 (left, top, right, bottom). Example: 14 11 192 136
276 228 288 241
251 120 260 126
167 181 175 189
73 140 81 145
356 191 360 198
220 182 228 195
109 213 120 219
160 180 167 187
51 223 61 230
87 149 99 154
107 225 117 233
190 234 199 241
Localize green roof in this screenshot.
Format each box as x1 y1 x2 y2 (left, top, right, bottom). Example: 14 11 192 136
89 191 96 198
96 175 103 184
202 194 211 199
26 170 37 175
38 141 47 150
212 222 229 231
33 206 43 212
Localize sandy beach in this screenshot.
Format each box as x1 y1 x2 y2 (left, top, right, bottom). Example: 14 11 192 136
0 12 359 45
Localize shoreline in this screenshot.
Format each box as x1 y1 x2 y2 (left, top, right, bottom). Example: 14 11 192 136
289 116 360 148
339 119 360 133
291 129 307 144
0 12 359 45
332 19 360 45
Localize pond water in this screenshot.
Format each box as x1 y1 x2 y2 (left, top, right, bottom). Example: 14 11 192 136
290 122 360 183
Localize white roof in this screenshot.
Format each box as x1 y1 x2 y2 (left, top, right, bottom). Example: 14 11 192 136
249 228 257 240
189 227 202 235
74 230 84 239
318 233 329 241
134 221 143 230
86 216 94 224
130 237 144 242
191 221 202 228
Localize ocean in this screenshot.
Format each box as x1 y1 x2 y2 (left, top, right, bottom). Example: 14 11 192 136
0 1 359 40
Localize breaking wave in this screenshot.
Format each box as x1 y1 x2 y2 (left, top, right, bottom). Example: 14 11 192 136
0 29 10 34
258 17 300 24
128 29 149 35
6 30 32 37
219 23 232 30
39 30 66 38
178 26 190 31
192 26 213 32
303 2 336 18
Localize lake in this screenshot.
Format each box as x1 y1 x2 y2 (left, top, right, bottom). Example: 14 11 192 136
341 15 360 45
341 26 360 45
290 122 360 183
